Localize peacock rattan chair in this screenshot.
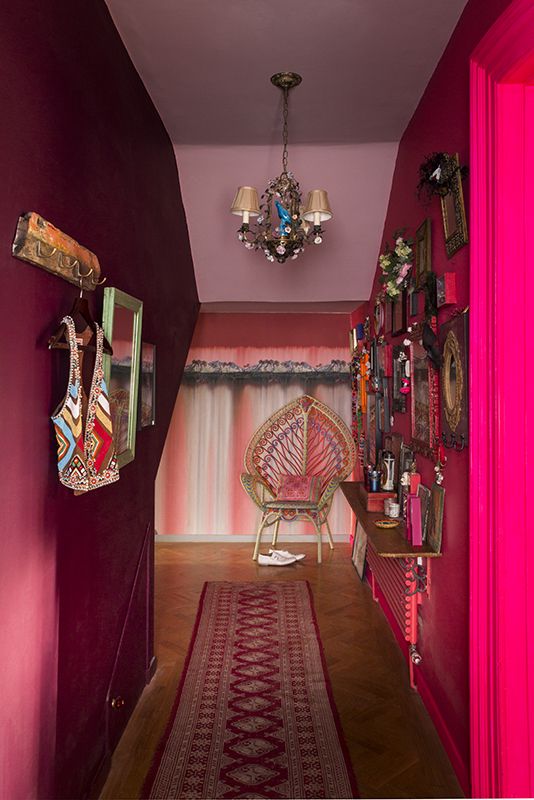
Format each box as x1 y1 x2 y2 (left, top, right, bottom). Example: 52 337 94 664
241 395 356 563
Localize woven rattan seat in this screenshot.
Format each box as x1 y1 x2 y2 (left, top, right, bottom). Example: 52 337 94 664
240 395 355 563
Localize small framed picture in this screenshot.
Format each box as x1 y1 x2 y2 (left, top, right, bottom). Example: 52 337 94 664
138 342 156 428
374 298 385 336
417 484 431 542
392 345 408 414
426 483 445 554
369 337 378 379
415 219 432 288
352 521 368 580
436 272 457 308
408 283 419 317
366 393 378 467
383 432 403 490
398 443 414 505
440 153 468 258
390 291 407 337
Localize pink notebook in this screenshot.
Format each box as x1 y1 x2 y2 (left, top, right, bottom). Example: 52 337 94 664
408 495 423 546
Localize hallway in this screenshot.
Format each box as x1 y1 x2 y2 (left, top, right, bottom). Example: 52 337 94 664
101 543 462 799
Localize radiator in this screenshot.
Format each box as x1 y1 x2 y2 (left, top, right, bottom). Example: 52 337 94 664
366 545 430 688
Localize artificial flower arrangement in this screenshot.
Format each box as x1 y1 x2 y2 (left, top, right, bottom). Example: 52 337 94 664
417 152 468 204
378 231 414 300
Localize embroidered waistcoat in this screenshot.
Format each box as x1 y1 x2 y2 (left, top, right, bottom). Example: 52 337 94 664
51 316 119 492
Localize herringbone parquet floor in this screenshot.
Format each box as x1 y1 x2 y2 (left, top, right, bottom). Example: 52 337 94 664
100 542 463 799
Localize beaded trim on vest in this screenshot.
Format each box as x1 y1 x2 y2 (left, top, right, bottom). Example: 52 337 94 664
51 316 119 492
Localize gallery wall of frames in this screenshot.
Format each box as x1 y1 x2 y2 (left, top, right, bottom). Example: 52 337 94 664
347 148 471 790
349 152 469 555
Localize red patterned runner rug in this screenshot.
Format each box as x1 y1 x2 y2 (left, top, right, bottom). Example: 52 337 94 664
144 581 358 799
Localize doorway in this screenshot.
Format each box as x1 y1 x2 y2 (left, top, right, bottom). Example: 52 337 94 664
469 1 534 795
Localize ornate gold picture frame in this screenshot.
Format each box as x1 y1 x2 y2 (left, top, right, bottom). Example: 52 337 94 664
440 309 469 449
440 153 468 258
408 324 440 460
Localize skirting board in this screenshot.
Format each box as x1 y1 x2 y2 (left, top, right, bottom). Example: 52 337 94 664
416 668 470 795
155 533 350 543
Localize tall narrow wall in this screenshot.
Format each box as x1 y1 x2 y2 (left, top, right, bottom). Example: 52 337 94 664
0 4 198 798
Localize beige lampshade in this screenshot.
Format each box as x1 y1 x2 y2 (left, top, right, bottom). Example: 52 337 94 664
302 189 333 222
230 186 260 216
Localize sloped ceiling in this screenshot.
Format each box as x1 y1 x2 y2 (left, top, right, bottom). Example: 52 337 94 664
105 0 468 307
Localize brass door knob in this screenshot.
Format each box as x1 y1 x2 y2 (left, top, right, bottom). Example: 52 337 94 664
111 696 125 709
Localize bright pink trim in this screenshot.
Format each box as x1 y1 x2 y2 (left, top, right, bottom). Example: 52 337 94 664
470 2 534 796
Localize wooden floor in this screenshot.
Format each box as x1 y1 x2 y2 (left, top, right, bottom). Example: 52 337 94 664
100 542 463 799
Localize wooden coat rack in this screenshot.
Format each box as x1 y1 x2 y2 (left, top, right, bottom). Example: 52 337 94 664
12 212 106 291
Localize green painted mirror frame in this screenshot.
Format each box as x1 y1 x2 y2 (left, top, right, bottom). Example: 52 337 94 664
102 287 143 468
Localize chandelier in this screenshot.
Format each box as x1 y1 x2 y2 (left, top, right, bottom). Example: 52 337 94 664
230 72 332 264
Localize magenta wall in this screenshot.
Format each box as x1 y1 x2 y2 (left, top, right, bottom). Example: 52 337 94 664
366 0 513 787
0 4 198 799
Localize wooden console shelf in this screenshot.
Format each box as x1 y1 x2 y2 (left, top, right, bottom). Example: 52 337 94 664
340 481 441 558
341 481 440 688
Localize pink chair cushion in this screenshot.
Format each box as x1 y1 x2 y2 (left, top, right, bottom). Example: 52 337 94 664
276 475 322 503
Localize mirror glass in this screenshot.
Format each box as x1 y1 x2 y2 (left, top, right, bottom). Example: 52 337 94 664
102 287 143 468
109 305 135 457
447 354 457 410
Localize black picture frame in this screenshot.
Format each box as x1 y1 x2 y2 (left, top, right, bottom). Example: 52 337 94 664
138 342 156 429
369 337 378 380
392 345 408 413
408 283 419 317
390 291 407 337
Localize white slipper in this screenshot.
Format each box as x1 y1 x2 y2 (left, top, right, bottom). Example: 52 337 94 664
257 552 297 566
269 548 306 562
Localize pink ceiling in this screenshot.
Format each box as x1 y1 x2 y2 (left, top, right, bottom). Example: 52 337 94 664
105 0 468 305
174 142 398 303
105 0 468 146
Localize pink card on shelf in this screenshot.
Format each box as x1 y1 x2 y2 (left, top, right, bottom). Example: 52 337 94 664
410 472 421 494
409 495 423 546
405 494 413 543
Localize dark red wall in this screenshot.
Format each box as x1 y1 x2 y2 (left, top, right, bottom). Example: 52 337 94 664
0 3 198 799
365 0 513 788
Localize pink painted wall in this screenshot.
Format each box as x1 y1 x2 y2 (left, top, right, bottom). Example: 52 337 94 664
0 3 198 799
191 312 350 349
156 312 352 537
364 0 514 788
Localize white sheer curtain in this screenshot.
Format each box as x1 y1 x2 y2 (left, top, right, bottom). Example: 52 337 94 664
156 346 353 538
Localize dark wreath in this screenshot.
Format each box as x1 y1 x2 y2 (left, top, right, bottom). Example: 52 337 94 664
417 152 468 204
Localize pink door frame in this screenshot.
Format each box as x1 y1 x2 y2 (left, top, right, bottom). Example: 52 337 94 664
470 1 534 796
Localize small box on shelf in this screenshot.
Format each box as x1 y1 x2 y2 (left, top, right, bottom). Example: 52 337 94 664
357 482 397 512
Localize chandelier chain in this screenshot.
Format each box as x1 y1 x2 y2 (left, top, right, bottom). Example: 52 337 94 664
234 72 329 263
282 88 289 174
